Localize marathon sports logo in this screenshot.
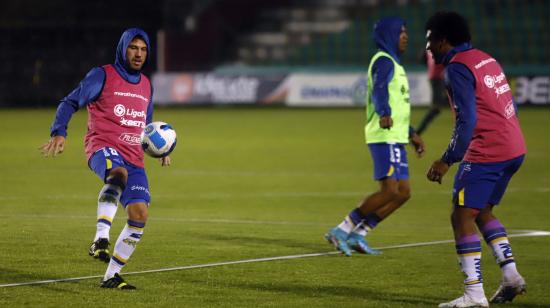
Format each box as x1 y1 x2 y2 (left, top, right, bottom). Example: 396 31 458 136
483 73 510 98
119 133 142 146
114 91 149 102
474 57 496 69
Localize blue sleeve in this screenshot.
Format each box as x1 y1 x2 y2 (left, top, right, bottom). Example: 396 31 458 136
441 63 477 165
50 67 105 137
513 97 519 115
146 85 154 125
371 57 394 117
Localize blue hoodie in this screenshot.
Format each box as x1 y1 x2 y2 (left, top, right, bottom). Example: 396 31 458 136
370 17 405 118
50 28 154 137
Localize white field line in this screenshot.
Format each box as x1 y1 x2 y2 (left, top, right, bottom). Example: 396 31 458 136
0 186 548 201
1 230 549 288
0 214 548 230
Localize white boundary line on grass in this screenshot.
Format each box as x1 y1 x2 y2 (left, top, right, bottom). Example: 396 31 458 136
1 230 549 288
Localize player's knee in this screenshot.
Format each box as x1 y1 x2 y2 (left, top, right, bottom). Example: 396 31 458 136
475 206 496 225
378 189 399 202
380 183 399 198
132 211 148 222
399 190 411 203
127 203 148 222
107 167 128 188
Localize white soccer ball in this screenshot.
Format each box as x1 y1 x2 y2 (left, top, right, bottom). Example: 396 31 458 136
140 121 177 158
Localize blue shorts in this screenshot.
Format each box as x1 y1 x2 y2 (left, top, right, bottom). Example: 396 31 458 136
368 143 409 181
88 147 150 207
452 155 524 209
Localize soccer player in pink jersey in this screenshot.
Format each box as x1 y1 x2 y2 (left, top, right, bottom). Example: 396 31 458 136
40 28 169 289
425 12 527 307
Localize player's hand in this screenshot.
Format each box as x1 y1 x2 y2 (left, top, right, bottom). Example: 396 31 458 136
379 116 393 129
39 135 66 157
160 156 171 167
427 159 449 184
409 133 425 158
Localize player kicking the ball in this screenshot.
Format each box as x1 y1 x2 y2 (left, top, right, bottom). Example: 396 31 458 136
425 12 527 307
40 28 170 289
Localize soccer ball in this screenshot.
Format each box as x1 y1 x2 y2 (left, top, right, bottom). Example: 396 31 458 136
140 121 177 158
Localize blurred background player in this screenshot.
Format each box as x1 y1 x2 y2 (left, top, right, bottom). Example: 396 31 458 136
425 11 527 307
40 28 170 289
325 16 425 256
415 49 446 135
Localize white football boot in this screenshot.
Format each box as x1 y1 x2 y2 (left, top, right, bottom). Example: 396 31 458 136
490 275 526 303
438 294 489 308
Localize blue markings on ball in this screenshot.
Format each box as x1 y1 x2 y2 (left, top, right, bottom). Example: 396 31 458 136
148 130 167 149
160 124 173 131
144 125 155 134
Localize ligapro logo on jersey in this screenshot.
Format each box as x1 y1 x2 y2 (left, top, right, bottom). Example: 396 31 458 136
483 72 510 97
113 103 146 128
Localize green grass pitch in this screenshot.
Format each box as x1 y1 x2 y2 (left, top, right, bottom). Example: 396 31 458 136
0 107 549 307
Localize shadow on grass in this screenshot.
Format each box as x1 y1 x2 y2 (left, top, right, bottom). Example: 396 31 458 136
191 232 329 252
222 280 441 306
213 279 540 307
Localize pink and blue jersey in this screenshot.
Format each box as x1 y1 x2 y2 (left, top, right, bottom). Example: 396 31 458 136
441 44 527 209
441 43 526 164
50 27 154 205
85 65 151 167
49 28 154 168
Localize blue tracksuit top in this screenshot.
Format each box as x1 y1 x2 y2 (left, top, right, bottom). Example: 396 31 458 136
370 16 404 118
371 17 414 136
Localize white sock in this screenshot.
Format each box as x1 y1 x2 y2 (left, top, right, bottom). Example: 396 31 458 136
351 222 368 236
459 253 485 299
103 220 144 281
94 184 122 241
94 202 118 241
465 284 486 300
488 237 520 281
337 217 353 233
502 262 520 282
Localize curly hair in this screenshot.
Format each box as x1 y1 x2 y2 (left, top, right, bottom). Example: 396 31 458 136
425 11 471 46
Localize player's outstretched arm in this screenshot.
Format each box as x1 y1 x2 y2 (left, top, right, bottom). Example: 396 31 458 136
39 135 66 157
160 156 171 167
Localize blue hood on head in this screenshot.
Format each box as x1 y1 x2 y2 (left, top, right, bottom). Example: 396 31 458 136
373 17 405 62
114 27 151 83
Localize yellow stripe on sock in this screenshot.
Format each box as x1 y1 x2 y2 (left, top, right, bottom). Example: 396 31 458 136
98 215 113 223
459 252 481 257
113 254 128 264
127 225 144 231
489 237 508 245
465 280 481 285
